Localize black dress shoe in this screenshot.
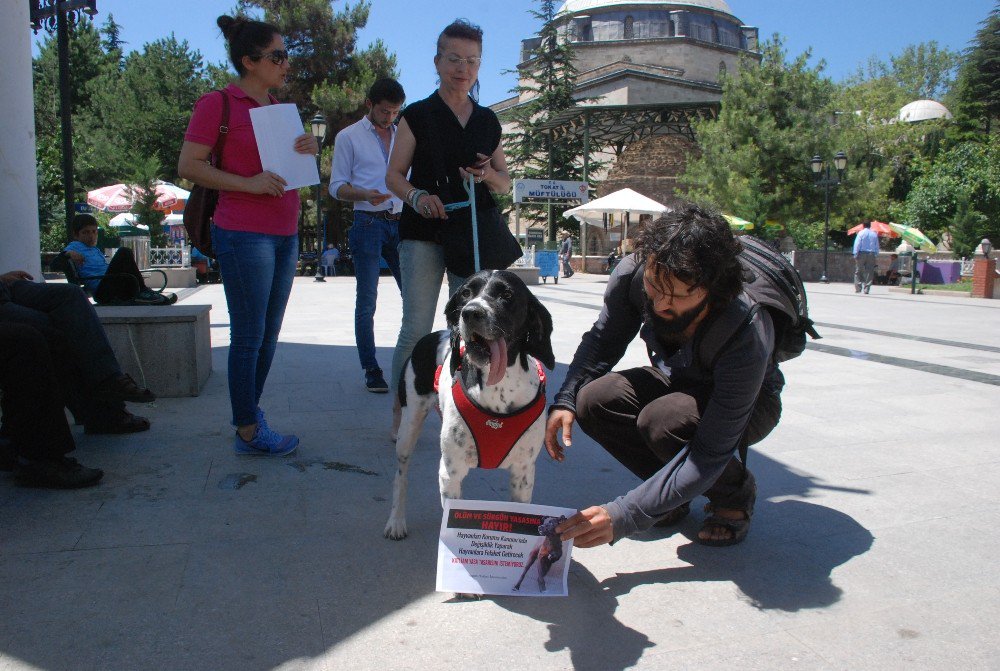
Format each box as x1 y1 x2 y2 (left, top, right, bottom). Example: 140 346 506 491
94 373 156 403
84 410 150 435
15 456 103 489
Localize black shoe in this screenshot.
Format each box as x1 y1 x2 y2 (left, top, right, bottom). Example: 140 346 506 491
94 373 156 403
15 456 103 489
365 367 389 393
84 409 151 435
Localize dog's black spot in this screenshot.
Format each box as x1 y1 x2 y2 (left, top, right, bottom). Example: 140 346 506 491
410 332 450 398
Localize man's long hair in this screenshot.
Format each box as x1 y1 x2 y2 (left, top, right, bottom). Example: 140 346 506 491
634 203 744 305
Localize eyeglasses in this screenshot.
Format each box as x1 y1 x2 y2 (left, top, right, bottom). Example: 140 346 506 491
441 53 482 68
254 49 289 66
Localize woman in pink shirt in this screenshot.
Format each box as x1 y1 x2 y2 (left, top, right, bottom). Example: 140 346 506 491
178 15 317 456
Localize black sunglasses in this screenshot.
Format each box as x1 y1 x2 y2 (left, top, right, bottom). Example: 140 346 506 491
254 49 289 66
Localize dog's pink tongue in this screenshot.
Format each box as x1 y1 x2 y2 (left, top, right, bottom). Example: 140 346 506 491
486 338 508 386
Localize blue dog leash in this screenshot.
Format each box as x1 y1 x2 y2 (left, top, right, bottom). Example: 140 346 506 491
444 174 480 273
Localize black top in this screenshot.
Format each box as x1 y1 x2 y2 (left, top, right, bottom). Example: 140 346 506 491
399 91 502 242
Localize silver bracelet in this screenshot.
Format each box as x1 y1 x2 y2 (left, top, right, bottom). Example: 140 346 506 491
409 189 428 210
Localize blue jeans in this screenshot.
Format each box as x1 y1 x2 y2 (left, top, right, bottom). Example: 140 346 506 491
212 225 298 427
390 239 466 393
348 211 402 371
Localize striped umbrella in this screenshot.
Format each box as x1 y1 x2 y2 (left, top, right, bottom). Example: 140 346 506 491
847 220 898 237
87 183 179 213
888 222 937 253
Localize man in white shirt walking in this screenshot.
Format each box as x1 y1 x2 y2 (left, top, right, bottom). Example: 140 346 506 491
853 220 880 294
330 79 405 392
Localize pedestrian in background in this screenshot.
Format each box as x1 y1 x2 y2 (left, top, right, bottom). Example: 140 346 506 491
559 229 575 278
853 220 880 294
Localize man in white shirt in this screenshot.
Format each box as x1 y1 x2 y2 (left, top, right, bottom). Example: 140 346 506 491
853 221 881 294
330 79 405 392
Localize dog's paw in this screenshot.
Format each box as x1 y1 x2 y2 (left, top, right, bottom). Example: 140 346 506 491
384 519 408 540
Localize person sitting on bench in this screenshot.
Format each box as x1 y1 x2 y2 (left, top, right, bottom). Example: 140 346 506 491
62 213 176 305
1 269 154 434
885 254 901 286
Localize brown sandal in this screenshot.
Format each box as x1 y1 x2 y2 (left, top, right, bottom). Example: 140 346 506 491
697 472 756 547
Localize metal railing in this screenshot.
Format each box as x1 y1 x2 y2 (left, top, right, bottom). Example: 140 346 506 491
149 245 190 268
514 246 536 268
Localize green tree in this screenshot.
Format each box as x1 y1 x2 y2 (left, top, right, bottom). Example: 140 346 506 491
238 0 398 243
951 3 1000 138
81 35 212 183
500 0 599 239
680 36 838 245
903 136 1000 255
32 18 114 249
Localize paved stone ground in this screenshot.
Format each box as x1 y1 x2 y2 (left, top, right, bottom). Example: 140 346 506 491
2 273 998 671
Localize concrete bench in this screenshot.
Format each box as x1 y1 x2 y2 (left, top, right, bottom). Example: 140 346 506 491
95 304 212 397
505 266 540 285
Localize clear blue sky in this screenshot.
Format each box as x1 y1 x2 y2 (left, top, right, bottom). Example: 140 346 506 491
40 0 995 106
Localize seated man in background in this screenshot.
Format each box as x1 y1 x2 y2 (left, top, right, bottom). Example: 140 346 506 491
886 253 901 286
0 322 104 488
320 244 340 277
0 269 152 434
62 213 175 305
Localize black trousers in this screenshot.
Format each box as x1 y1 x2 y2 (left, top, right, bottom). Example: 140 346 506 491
0 323 75 460
0 282 124 426
576 366 781 506
94 248 147 304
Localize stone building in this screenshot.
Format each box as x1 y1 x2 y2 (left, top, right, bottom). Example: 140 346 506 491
493 0 760 232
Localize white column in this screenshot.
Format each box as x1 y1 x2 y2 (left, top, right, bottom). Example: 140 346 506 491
0 0 42 278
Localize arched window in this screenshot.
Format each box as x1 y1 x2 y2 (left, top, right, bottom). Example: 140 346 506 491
624 15 634 39
718 61 727 79
711 21 720 43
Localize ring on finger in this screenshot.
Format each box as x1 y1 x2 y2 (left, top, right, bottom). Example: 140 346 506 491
422 205 431 216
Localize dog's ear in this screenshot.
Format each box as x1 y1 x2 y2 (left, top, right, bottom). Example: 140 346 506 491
444 286 467 331
524 292 556 370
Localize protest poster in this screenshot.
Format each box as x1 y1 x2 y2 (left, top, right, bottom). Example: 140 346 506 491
436 499 577 597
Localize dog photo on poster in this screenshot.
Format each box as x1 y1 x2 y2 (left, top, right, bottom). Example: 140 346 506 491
436 500 577 597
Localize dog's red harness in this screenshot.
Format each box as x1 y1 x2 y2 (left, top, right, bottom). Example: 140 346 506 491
434 360 546 469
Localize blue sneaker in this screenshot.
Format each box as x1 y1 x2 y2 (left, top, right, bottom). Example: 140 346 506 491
234 422 299 456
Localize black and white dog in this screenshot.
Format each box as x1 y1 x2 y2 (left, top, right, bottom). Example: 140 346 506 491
385 270 555 540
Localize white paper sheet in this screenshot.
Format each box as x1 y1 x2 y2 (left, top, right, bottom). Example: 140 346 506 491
437 499 576 597
249 103 319 191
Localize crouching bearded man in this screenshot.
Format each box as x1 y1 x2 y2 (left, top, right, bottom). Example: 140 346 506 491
546 203 784 549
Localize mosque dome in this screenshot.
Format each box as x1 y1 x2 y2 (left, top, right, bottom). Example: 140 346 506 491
558 0 736 17
898 99 953 123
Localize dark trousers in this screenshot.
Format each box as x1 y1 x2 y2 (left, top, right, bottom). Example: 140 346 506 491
0 323 75 460
95 248 146 304
576 366 781 506
0 282 124 426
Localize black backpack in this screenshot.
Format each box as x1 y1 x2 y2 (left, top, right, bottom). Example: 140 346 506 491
697 236 821 371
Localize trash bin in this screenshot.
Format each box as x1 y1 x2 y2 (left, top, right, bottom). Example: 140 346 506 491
536 250 559 283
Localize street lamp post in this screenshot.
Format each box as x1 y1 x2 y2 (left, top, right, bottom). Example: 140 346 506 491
810 151 848 284
30 1 98 241
310 112 327 283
